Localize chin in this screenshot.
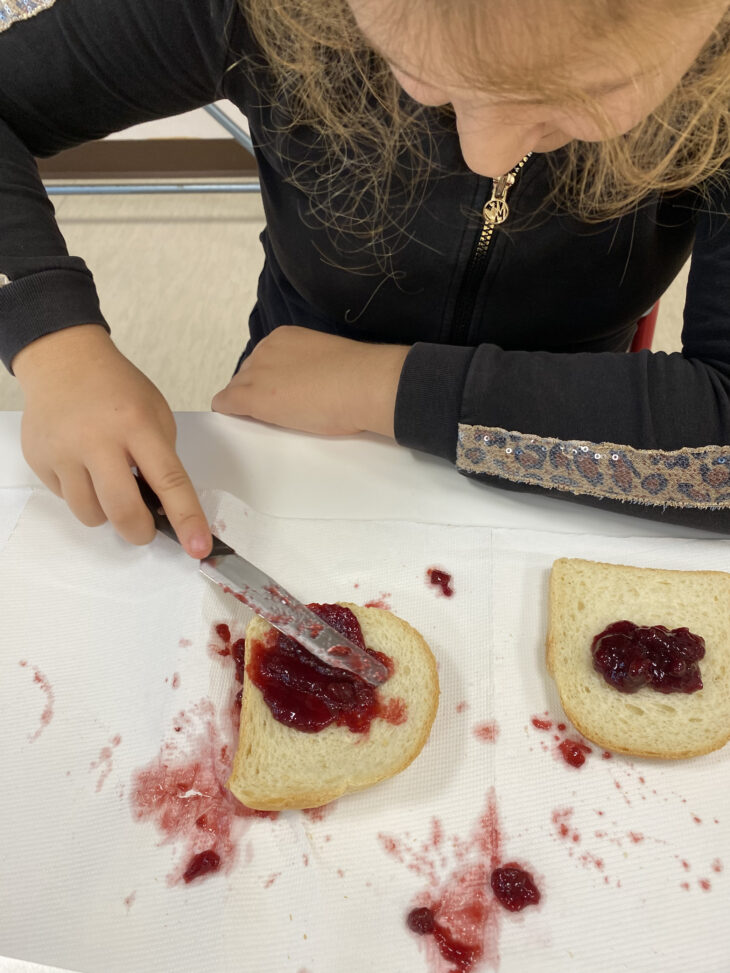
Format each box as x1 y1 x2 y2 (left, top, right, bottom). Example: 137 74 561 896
532 133 572 153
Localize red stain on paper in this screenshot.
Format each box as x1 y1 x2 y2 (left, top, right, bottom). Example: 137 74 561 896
473 721 499 743
302 803 337 823
130 682 276 886
19 661 54 742
364 592 392 611
426 567 454 597
90 734 122 792
379 790 540 972
530 713 604 768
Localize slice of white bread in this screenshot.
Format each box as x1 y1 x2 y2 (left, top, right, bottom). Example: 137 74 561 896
227 603 440 809
546 558 730 759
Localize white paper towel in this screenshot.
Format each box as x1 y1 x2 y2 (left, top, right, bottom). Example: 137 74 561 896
0 488 728 973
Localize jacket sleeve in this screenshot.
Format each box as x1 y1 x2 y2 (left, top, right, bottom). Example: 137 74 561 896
394 188 730 532
0 0 237 371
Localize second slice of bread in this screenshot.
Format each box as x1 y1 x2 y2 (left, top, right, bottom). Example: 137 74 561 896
547 558 730 759
228 603 440 809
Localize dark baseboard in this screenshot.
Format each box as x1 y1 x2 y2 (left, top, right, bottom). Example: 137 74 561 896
36 138 257 180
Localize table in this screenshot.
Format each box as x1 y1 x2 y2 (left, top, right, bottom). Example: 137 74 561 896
1 410 725 973
0 411 716 538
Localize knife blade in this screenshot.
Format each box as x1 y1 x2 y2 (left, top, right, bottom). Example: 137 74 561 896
135 475 389 686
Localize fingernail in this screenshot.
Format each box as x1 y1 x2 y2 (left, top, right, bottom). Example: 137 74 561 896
189 532 211 558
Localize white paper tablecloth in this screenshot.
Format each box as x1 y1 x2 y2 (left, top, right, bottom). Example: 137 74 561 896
1 486 729 973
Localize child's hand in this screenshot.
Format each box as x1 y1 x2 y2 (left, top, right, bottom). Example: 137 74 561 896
13 324 212 558
211 326 409 438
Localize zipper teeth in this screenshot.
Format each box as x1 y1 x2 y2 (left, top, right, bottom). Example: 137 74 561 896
473 153 531 258
451 153 532 345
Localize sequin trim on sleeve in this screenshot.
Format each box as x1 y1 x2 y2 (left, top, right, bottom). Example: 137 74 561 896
457 425 730 509
0 0 58 33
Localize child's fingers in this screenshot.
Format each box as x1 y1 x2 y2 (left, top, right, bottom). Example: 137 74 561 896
58 465 107 527
133 439 212 559
89 455 157 546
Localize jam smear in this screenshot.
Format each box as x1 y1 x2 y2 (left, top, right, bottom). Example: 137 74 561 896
490 865 541 912
592 620 705 694
388 790 512 973
130 699 276 885
407 883 486 972
246 604 402 734
427 568 454 597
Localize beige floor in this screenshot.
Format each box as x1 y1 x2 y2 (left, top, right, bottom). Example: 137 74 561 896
0 187 689 412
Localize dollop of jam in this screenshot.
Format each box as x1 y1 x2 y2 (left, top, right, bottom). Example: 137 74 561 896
245 604 402 734
427 568 454 597
183 849 221 884
407 906 436 935
592 620 705 694
490 865 541 912
558 739 592 768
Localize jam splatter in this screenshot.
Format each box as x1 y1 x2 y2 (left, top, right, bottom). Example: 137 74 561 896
212 623 232 657
19 661 54 742
530 713 599 768
302 802 337 823
184 849 221 883
473 721 499 743
558 739 592 768
90 734 122 792
130 698 276 885
490 865 541 912
381 790 540 972
364 592 392 611
592 620 704 694
427 568 454 597
123 891 137 911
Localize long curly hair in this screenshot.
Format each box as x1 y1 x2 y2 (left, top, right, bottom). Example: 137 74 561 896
239 0 730 262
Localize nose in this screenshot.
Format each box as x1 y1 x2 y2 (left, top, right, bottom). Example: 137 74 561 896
453 106 541 177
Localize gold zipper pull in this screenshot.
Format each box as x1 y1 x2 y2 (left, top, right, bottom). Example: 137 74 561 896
482 172 516 227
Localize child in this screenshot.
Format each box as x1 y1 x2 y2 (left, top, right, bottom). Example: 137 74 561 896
1 0 729 554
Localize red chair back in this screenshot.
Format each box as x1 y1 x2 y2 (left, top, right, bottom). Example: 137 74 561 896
630 302 659 352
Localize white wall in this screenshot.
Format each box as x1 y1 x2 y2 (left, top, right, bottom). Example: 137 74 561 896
105 100 249 140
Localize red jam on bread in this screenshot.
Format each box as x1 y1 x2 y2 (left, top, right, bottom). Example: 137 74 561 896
244 604 404 733
591 620 705 694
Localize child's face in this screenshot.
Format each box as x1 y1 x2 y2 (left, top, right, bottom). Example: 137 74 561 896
348 0 728 177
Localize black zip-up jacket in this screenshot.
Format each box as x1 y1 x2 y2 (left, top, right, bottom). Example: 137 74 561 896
1 0 730 531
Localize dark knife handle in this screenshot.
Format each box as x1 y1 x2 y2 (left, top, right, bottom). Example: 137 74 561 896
134 472 235 558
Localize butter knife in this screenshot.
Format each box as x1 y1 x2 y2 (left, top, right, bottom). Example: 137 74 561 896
136 476 388 686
